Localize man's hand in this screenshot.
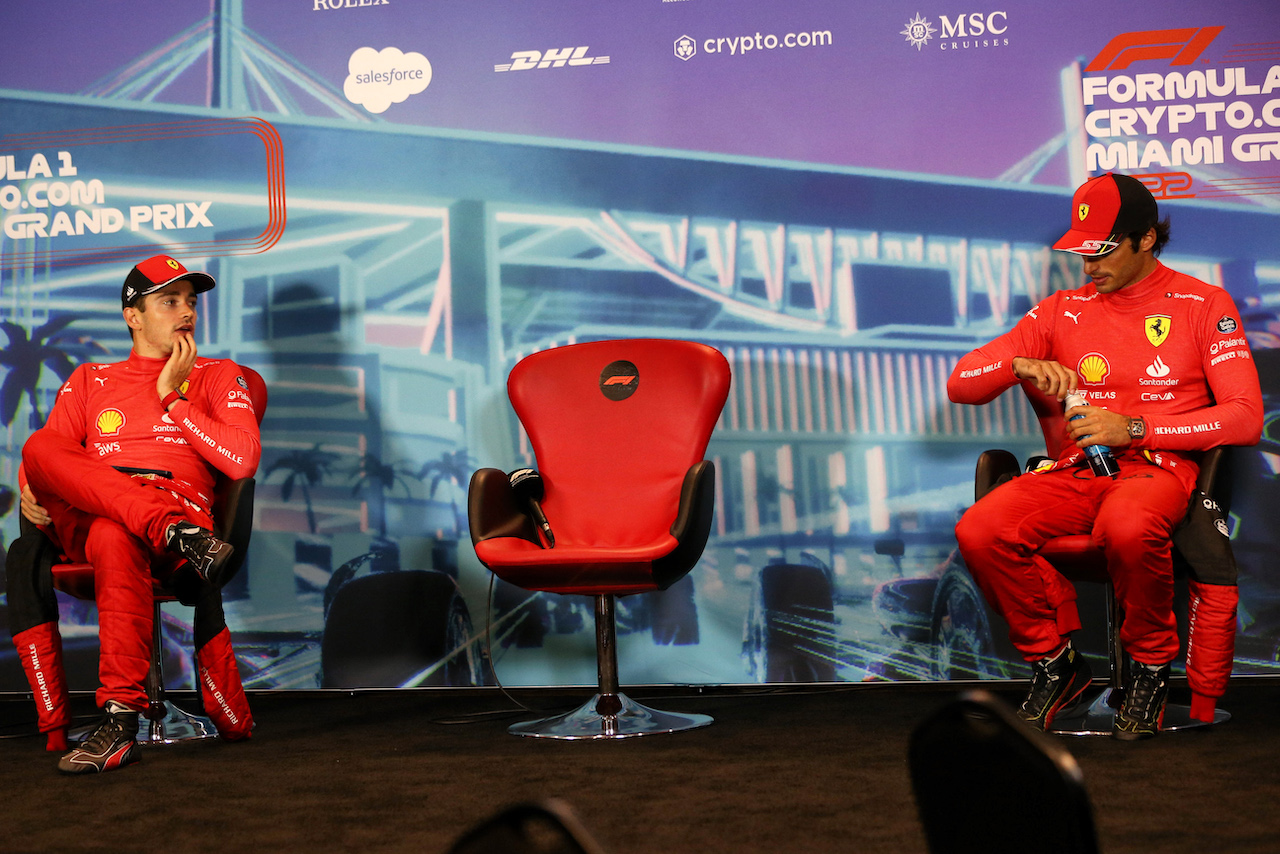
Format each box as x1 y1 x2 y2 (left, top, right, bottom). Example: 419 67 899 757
157 332 197 402
1065 402 1133 449
1012 357 1079 400
20 484 51 527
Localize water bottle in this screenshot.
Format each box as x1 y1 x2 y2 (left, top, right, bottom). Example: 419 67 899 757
1064 391 1120 478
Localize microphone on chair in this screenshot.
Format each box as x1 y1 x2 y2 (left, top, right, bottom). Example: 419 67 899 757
509 468 555 547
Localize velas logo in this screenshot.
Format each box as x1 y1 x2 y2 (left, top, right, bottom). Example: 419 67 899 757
600 360 640 401
1085 26 1223 72
1078 352 1110 384
1146 315 1172 347
495 47 610 72
96 408 125 436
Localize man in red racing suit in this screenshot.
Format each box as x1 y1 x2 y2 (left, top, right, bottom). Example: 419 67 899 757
13 254 261 773
948 173 1262 739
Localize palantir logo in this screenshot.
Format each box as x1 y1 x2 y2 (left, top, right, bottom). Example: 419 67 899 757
495 47 610 72
901 14 936 50
675 35 697 60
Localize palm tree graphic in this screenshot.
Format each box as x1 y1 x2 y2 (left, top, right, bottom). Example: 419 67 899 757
417 449 473 535
350 452 419 538
264 443 339 534
0 317 107 427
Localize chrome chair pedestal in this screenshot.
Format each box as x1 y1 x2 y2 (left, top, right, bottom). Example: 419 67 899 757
1050 688 1229 736
509 691 712 740
509 594 712 740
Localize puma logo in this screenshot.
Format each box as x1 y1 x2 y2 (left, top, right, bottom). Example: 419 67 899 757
1064 310 1081 324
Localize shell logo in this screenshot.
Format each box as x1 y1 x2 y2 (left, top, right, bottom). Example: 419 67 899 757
96 408 126 436
1077 352 1110 384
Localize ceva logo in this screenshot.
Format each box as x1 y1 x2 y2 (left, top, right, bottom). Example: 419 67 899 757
1085 26 1223 71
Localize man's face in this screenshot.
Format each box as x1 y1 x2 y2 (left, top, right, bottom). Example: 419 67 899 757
1081 228 1157 294
125 280 198 357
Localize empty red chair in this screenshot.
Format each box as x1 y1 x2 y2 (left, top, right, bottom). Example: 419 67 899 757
469 339 730 739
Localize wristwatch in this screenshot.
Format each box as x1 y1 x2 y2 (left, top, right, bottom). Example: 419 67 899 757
161 388 187 411
1126 416 1146 440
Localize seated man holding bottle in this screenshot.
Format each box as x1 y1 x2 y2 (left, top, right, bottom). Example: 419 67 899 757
946 173 1262 739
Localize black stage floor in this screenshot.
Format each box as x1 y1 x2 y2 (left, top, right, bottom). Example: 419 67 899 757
3 678 1278 853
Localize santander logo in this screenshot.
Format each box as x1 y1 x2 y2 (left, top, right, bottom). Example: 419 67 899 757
1146 355 1171 378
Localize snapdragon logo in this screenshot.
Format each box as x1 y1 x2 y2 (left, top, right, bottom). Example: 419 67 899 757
344 46 432 114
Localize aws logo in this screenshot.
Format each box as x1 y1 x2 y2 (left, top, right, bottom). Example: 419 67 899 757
1086 26 1223 72
1077 352 1111 385
600 360 639 401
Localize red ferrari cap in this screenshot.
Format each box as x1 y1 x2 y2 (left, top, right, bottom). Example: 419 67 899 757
1052 173 1158 257
121 255 215 308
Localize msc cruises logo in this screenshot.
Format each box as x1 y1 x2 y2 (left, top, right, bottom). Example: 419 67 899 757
901 14 936 50
900 11 1009 51
495 47 610 72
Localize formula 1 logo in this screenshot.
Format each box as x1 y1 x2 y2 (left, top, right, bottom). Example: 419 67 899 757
1085 26 1223 72
600 360 640 401
495 47 610 72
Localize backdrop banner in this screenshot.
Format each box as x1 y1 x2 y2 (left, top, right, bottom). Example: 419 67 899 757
1 0 1278 691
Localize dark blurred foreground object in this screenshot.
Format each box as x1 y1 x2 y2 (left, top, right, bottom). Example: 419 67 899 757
447 800 609 854
909 690 1099 854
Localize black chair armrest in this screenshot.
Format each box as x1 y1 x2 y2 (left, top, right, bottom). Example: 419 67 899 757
468 467 540 546
652 460 716 590
975 450 1021 502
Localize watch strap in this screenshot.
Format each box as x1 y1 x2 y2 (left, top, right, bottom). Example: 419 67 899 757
161 389 186 410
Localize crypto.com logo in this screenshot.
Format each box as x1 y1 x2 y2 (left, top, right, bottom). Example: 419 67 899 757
675 34 696 60
494 47 610 72
1085 26 1223 71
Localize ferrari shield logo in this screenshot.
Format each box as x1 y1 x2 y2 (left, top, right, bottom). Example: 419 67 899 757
1145 315 1171 347
1078 203 1090 221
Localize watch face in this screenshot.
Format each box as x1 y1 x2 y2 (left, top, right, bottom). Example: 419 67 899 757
1129 419 1145 438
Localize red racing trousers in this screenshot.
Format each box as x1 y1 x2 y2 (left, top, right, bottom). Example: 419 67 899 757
21 429 211 711
954 458 1190 665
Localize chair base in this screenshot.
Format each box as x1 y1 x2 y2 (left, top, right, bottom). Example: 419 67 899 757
138 699 220 744
508 692 712 740
69 699 219 746
1050 687 1230 736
